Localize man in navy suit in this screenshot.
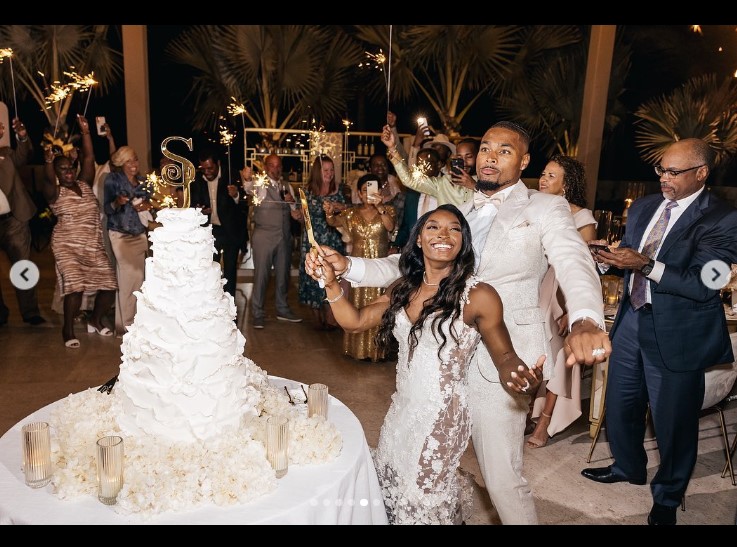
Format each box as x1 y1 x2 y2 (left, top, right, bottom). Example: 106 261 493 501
584 138 737 525
190 146 247 298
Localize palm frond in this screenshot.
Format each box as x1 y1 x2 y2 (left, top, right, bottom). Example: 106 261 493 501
634 73 737 165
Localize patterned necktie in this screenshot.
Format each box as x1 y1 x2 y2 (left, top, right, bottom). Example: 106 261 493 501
630 200 678 310
473 191 504 210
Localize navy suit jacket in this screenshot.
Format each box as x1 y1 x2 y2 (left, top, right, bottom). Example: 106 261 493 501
189 165 247 249
610 189 737 371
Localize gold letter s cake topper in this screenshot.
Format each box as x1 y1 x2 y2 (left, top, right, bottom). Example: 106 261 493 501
161 136 196 208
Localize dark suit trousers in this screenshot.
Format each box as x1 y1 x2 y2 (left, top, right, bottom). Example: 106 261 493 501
606 304 705 507
0 216 40 320
212 224 238 298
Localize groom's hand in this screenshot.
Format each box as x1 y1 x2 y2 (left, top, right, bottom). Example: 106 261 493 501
312 246 349 277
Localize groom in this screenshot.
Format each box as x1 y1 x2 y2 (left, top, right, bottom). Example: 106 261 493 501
308 121 609 524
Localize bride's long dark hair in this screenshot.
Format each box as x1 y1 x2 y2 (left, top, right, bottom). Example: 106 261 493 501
376 204 476 360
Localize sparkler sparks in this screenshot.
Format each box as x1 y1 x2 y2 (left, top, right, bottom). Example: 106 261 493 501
309 125 338 159
44 83 70 107
219 128 235 146
64 70 97 91
359 49 387 71
227 98 246 117
144 171 178 209
411 159 431 182
0 48 17 118
251 172 270 206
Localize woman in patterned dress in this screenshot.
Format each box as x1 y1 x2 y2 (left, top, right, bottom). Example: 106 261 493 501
327 174 395 361
307 204 545 524
297 155 347 330
39 116 117 348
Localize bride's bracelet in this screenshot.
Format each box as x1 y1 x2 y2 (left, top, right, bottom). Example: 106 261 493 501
324 287 344 304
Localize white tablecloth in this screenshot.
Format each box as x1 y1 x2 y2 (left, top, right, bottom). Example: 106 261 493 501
0 377 388 525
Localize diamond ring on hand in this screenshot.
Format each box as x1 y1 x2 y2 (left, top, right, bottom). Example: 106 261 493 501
592 347 606 358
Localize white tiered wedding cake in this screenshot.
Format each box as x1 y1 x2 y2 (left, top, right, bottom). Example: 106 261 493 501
48 207 342 517
115 208 262 443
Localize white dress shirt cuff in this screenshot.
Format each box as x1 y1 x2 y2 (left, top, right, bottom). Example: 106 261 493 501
568 310 606 332
343 256 366 286
648 260 666 283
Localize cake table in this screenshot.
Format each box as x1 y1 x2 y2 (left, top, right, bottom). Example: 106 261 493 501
0 377 388 525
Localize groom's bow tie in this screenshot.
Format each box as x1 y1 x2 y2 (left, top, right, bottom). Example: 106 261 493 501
473 191 505 210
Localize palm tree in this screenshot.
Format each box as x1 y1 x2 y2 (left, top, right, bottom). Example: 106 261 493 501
634 73 737 170
495 26 629 158
0 25 121 139
352 25 523 139
165 25 363 149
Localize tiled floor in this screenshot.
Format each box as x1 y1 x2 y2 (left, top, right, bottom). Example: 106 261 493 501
1 245 736 525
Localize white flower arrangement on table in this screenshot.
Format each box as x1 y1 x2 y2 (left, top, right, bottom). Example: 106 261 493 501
47 376 342 518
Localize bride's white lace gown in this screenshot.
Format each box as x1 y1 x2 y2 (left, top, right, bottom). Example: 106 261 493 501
373 277 481 524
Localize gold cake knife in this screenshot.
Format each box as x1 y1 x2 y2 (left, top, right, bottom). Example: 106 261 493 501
298 187 325 288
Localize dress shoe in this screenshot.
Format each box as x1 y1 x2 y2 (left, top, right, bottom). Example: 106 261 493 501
581 465 646 485
23 315 47 326
647 503 677 525
276 311 303 323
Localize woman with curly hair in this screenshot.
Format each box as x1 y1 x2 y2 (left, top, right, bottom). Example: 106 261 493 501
307 204 544 524
527 155 597 447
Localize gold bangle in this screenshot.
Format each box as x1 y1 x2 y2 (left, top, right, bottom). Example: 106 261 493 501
324 287 344 304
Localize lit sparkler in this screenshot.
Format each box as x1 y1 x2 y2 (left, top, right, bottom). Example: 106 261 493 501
144 171 178 209
0 48 17 119
251 172 270 206
309 124 338 159
411 158 431 182
64 70 98 117
357 25 394 112
219 126 236 187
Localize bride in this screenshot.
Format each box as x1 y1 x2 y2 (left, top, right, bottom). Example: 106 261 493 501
307 204 545 525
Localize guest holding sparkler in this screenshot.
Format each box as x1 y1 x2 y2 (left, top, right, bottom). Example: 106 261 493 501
241 153 302 328
39 115 117 347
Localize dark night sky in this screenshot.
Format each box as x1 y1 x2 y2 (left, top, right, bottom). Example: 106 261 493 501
14 25 737 187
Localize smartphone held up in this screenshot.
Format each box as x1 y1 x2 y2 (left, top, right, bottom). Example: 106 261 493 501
96 116 107 136
366 179 380 201
450 157 465 174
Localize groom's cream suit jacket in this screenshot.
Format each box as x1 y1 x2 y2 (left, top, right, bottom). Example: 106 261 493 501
353 180 604 380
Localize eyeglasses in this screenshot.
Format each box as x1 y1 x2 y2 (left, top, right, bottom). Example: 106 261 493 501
654 164 703 178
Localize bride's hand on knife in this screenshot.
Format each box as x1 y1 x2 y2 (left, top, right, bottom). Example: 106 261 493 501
306 245 349 277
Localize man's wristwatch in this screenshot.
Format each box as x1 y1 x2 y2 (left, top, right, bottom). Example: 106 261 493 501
640 258 655 276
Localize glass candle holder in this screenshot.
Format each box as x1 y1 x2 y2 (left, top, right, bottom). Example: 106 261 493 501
308 383 329 419
266 416 289 479
96 436 124 505
22 421 52 488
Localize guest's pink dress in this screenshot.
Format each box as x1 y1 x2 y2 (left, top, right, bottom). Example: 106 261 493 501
531 208 596 436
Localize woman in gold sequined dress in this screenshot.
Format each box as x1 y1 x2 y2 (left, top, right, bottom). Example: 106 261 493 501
327 174 395 361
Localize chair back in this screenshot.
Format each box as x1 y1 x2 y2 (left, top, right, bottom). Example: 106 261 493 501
703 332 737 409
